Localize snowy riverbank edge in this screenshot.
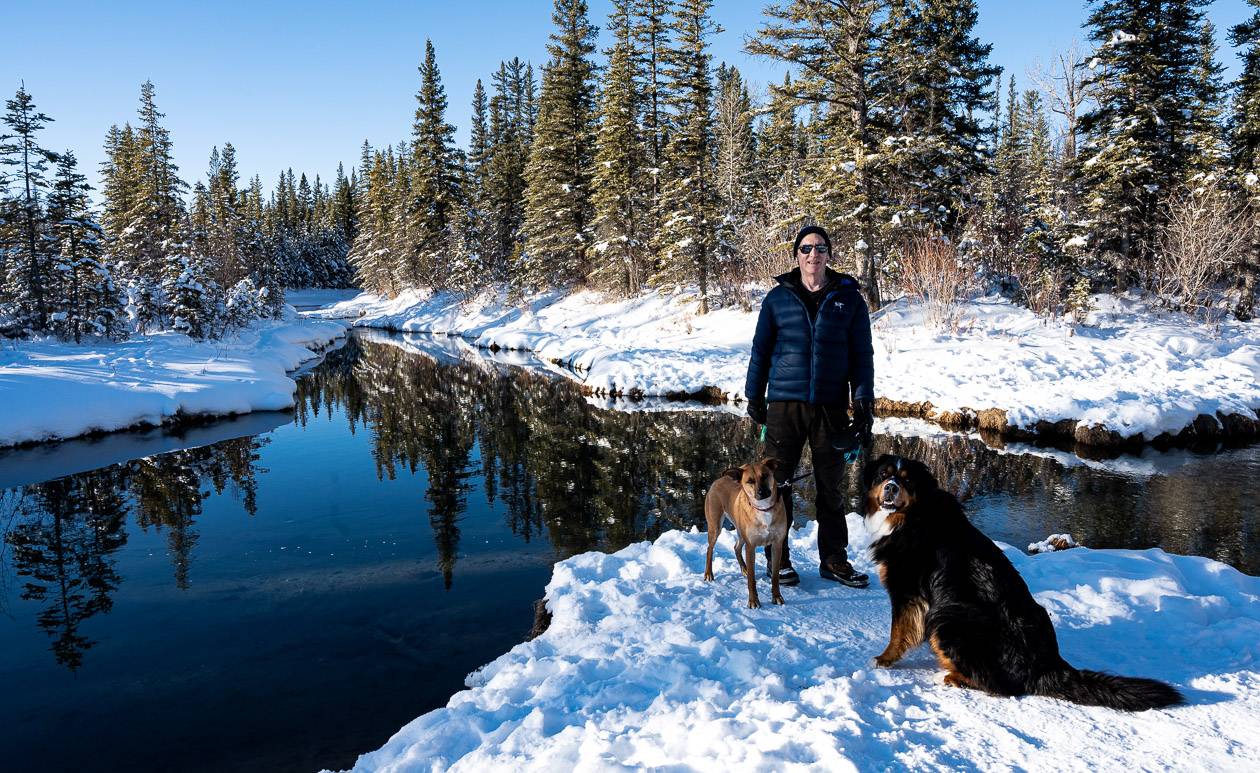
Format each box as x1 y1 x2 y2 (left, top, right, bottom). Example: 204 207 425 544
309 287 1260 448
0 311 348 448
338 520 1260 771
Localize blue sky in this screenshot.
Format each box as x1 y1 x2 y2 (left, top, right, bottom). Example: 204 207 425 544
3 0 1255 196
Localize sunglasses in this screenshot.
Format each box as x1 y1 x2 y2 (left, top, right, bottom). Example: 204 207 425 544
798 244 830 255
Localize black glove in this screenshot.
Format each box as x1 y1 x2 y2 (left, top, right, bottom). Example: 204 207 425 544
851 398 874 448
747 397 767 426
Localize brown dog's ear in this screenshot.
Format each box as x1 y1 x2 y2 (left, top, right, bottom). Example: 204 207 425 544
759 457 780 473
722 467 744 481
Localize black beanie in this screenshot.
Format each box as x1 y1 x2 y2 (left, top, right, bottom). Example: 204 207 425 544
792 225 832 256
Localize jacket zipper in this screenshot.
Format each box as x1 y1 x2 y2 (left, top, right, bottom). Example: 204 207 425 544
781 283 842 404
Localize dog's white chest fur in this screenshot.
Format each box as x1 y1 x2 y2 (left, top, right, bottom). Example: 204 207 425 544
866 507 899 541
728 494 782 545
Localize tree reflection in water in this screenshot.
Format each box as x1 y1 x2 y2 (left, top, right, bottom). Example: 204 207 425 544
294 335 764 577
4 437 263 669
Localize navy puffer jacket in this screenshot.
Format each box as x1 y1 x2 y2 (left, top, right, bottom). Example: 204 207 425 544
744 267 875 406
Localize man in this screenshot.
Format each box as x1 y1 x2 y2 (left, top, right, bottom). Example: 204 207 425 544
744 225 875 588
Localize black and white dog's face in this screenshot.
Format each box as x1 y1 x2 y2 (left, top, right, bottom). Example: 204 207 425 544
863 454 935 515
861 455 939 541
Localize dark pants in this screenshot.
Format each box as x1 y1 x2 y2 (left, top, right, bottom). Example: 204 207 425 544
761 401 851 568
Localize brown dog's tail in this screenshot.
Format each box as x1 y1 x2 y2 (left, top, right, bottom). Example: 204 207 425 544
1033 668 1183 711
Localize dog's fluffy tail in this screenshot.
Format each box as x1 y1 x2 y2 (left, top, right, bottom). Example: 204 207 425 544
1033 668 1183 711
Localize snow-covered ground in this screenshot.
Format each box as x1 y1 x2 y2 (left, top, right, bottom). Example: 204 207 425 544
310 287 1260 443
0 312 347 447
339 519 1260 772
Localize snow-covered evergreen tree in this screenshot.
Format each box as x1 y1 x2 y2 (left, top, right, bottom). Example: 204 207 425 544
517 0 599 295
407 39 463 289
164 253 217 340
758 72 801 187
46 152 125 342
484 59 533 281
0 84 60 334
591 0 651 296
631 0 672 271
879 0 999 239
712 64 757 285
1185 21 1227 186
747 0 889 307
651 0 719 312
1076 0 1213 277
349 150 399 295
1232 0 1260 319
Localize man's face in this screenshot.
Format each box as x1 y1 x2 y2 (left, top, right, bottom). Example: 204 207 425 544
798 234 829 275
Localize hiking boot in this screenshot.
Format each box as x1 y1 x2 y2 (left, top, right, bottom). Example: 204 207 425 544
819 556 869 588
769 565 800 586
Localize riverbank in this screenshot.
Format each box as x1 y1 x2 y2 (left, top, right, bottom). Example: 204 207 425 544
338 520 1260 771
310 287 1260 449
0 311 347 447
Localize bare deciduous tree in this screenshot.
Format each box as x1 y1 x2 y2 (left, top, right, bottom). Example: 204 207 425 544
898 236 975 330
1156 183 1251 322
1029 40 1089 165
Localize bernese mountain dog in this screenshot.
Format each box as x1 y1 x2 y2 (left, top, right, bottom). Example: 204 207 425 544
863 454 1183 711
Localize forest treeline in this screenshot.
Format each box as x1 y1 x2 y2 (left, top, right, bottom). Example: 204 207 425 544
0 82 353 341
5 0 1260 342
353 0 1260 321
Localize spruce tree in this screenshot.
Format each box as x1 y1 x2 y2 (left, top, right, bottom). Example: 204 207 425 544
1076 0 1212 277
518 0 599 294
713 64 757 283
1232 0 1260 318
748 0 889 307
652 0 719 312
591 0 651 295
407 40 463 289
879 0 999 238
484 59 533 280
0 84 59 333
466 78 492 279
758 72 801 186
46 152 124 342
1185 20 1227 187
206 143 247 288
349 151 399 295
128 80 187 279
631 0 673 267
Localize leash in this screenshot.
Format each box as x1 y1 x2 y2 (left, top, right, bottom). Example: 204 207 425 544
777 469 814 490
756 419 866 480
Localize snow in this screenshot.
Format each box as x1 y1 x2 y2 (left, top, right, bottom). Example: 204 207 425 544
310 288 1260 441
336 519 1260 772
0 312 347 447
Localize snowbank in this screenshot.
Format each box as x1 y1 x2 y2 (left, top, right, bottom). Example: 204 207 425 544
0 313 347 447
341 520 1260 772
310 287 1260 442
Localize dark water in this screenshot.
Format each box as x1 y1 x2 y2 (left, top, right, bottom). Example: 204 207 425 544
2 330 1257 772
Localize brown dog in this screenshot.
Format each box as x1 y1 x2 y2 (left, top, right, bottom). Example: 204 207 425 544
703 458 788 608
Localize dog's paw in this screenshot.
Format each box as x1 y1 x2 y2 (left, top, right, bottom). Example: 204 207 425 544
703 571 714 582
772 593 785 605
942 671 970 689
747 597 761 609
874 653 899 668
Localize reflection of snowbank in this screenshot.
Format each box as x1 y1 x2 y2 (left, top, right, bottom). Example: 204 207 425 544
0 312 347 447
311 288 1260 442
343 520 1260 772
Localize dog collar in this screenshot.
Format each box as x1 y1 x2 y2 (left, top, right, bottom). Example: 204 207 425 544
751 493 779 512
